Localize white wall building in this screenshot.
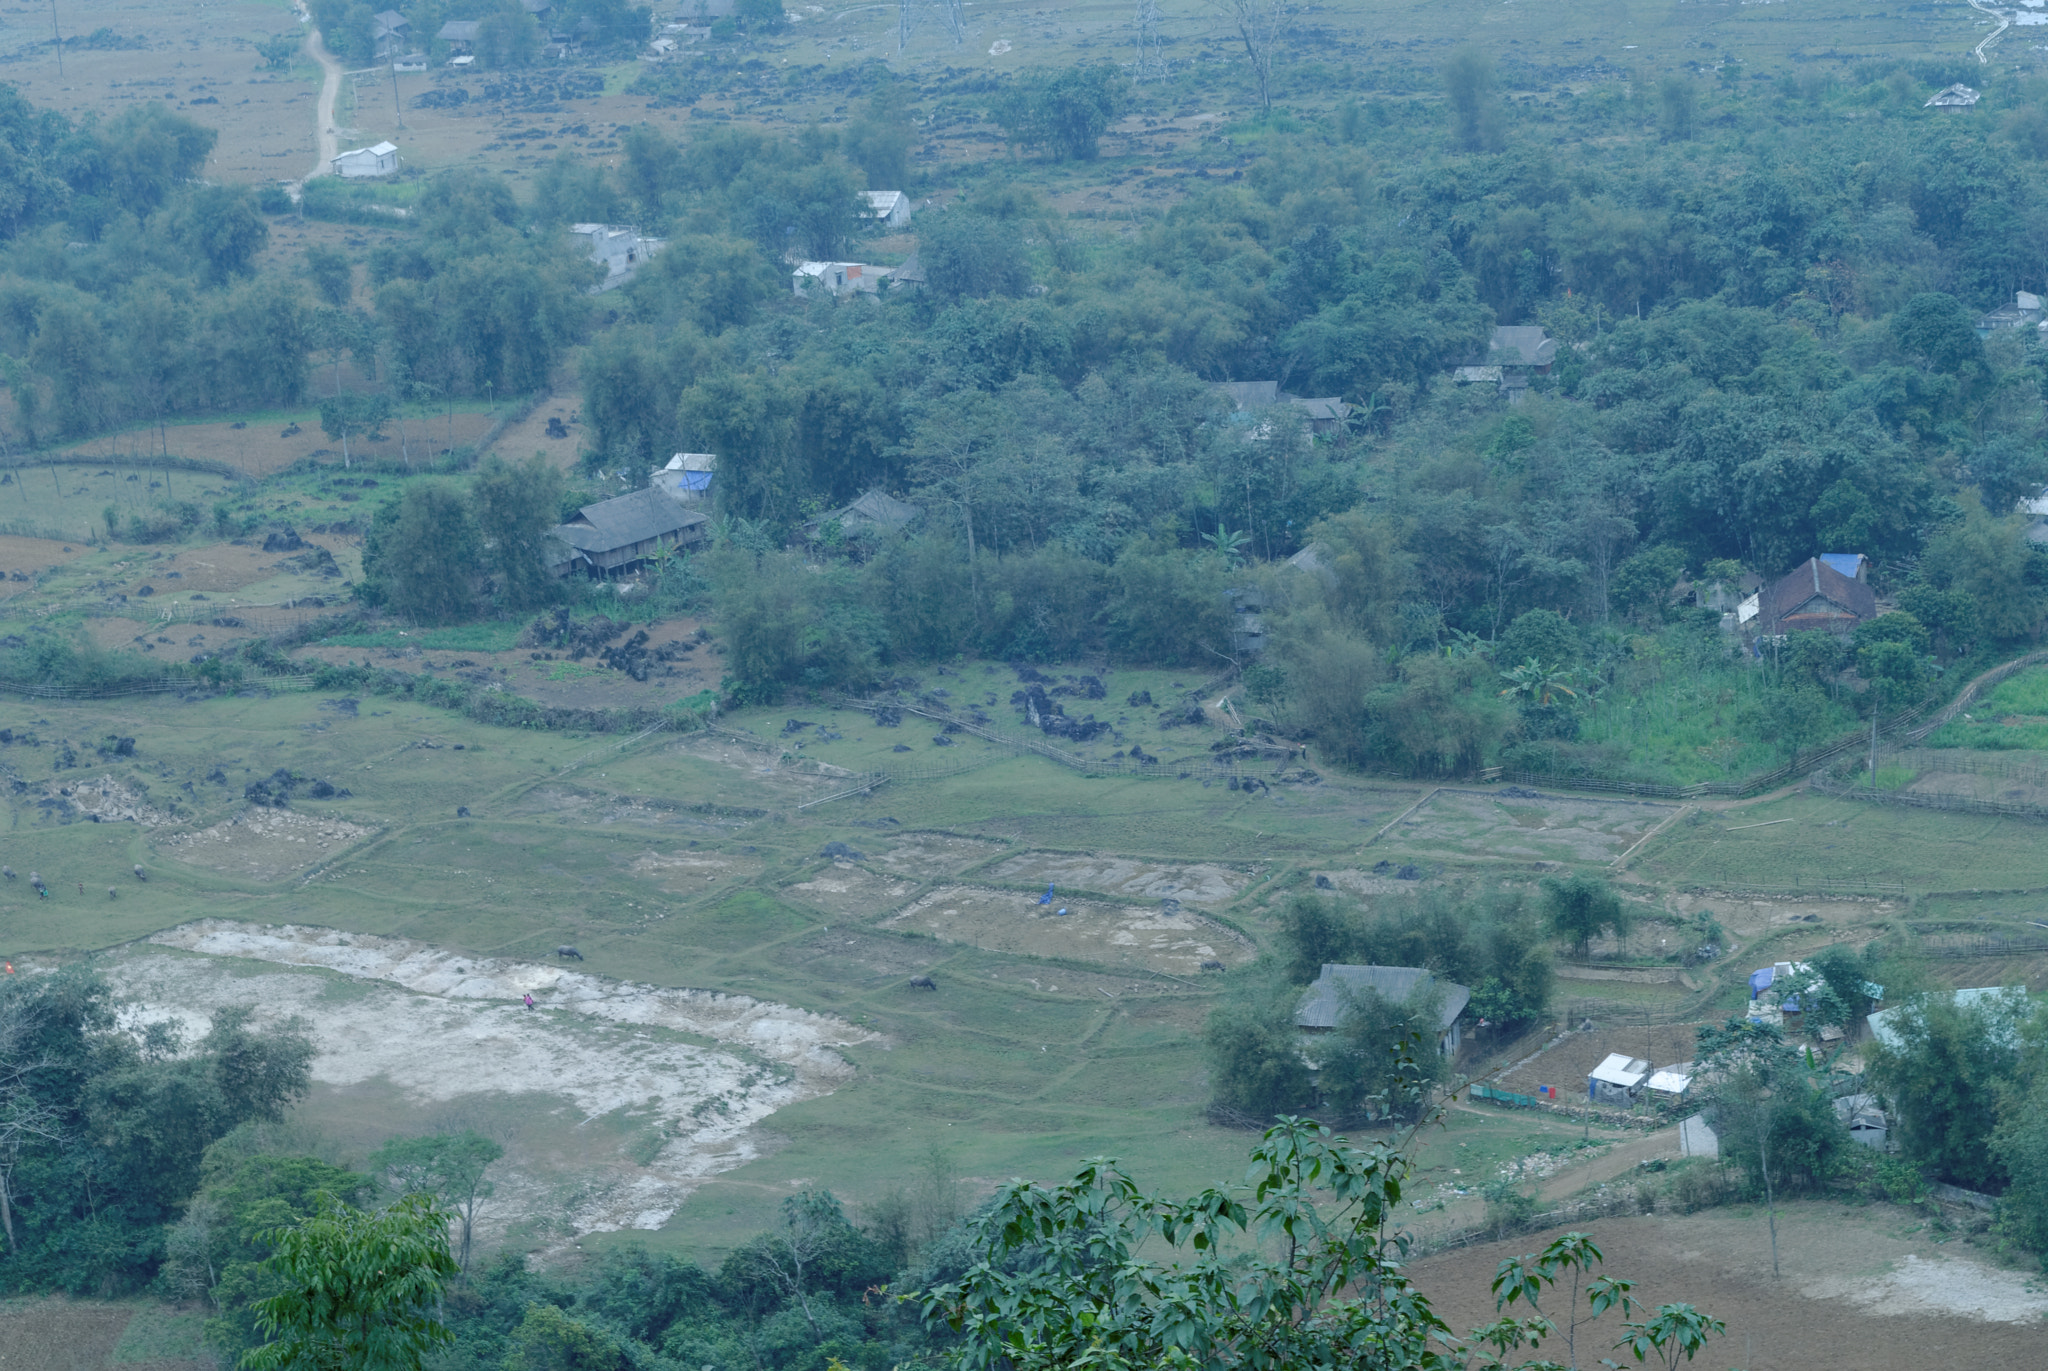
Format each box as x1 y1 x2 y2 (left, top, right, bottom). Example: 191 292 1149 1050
792 261 891 297
331 142 398 177
864 190 914 230
571 223 665 290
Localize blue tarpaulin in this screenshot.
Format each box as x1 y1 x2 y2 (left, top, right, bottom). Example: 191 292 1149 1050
1749 966 1775 999
1039 883 1054 905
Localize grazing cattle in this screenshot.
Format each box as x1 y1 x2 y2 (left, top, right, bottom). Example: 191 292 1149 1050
555 945 584 961
107 887 117 900
907 975 937 990
133 864 147 881
2 866 13 879
1200 960 1225 972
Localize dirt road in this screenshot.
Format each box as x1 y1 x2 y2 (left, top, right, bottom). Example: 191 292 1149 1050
297 2 342 184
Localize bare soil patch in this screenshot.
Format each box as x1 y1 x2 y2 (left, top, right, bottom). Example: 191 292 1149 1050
1667 892 1904 943
114 921 877 1244
781 863 921 918
880 884 1254 975
0 1297 165 1371
865 832 1008 878
63 773 173 826
0 533 89 577
984 851 1252 904
630 848 768 891
1409 1205 2046 1369
159 807 374 881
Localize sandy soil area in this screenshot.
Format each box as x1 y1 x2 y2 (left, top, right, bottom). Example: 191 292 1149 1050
103 920 878 1241
1409 1205 2048 1369
881 884 1253 974
0 533 89 579
781 861 922 918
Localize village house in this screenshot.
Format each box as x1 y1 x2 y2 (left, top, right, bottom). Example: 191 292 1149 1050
1294 964 1471 1058
804 490 922 548
570 223 665 290
1212 381 1354 435
392 52 428 72
1834 1094 1888 1150
1976 290 2045 335
1453 325 1557 403
889 253 926 292
330 142 399 178
1926 83 1980 109
1742 553 1875 640
437 19 480 50
652 452 716 505
864 190 915 230
793 261 891 297
547 487 708 578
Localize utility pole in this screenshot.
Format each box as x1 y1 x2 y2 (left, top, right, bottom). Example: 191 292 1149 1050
391 60 405 131
50 0 62 77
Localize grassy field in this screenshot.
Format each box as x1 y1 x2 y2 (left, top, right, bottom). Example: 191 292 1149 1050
3 667 2046 1266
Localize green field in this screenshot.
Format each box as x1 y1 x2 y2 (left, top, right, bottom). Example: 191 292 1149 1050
5 673 2046 1266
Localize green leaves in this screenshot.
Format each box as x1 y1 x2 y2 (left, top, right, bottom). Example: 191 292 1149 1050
240 1192 459 1371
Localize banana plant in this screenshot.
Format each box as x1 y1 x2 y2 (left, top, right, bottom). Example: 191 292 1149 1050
1498 657 1581 707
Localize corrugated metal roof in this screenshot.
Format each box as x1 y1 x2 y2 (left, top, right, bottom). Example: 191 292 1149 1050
1590 1053 1650 1087
1294 964 1470 1031
553 487 706 554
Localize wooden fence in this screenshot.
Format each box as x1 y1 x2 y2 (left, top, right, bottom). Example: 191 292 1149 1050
0 672 315 700
1810 771 2048 824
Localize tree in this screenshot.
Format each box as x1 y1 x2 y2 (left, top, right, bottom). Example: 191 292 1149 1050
368 1132 503 1272
305 247 353 308
918 211 1029 302
1208 0 1285 113
1695 1017 1841 1279
1203 995 1315 1121
1657 76 1698 141
910 1115 1725 1371
172 186 269 283
503 1302 627 1371
0 989 61 1254
991 66 1128 162
470 455 565 614
360 481 481 625
742 1191 861 1343
1867 987 2028 1192
1442 46 1501 152
1318 999 1448 1123
318 392 390 470
240 1193 459 1371
1541 875 1630 958
256 34 300 70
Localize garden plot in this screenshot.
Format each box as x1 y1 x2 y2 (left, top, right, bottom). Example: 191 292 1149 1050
1391 790 1676 864
123 921 878 1244
880 885 1254 975
984 852 1254 904
511 786 752 833
780 863 920 918
630 848 768 894
158 808 374 881
1494 1024 1702 1098
865 831 1008 878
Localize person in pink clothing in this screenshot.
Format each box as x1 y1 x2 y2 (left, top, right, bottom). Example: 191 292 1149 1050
523 993 535 1010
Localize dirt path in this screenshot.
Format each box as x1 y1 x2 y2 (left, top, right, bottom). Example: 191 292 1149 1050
1535 1124 1678 1200
298 2 343 184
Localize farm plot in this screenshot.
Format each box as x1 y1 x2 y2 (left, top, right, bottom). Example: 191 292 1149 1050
1411 1205 2048 1371
1493 1024 1702 1099
864 831 1009 878
1386 789 1677 865
779 862 921 918
984 851 1254 904
160 808 375 881
879 885 1253 975
509 787 756 834
114 922 876 1247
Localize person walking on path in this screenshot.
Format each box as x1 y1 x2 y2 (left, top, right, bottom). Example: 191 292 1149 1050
523 993 535 1010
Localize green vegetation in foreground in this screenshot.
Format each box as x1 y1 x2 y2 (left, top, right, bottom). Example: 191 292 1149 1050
1924 665 2048 750
315 622 526 653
